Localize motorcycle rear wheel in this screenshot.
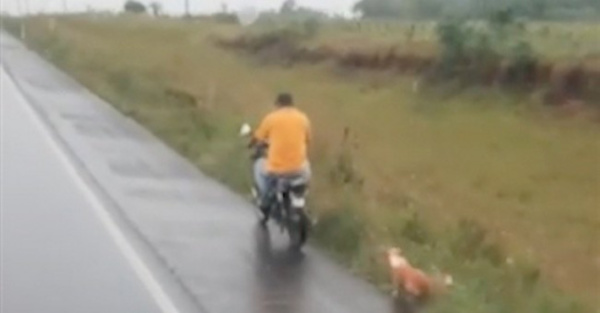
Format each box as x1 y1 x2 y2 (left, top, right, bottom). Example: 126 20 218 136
288 211 309 249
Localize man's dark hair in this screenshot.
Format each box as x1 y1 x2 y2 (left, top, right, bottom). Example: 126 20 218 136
276 93 293 106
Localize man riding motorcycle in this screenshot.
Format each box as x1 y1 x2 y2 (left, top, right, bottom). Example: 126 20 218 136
249 93 312 223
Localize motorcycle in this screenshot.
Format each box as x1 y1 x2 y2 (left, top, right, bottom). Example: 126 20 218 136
239 123 311 249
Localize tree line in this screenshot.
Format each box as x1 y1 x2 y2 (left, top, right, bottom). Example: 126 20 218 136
353 0 600 20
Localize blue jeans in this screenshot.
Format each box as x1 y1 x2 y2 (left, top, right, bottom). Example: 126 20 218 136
253 158 268 197
253 158 311 209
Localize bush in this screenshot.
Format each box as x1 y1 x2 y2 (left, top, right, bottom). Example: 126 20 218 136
302 18 321 38
436 11 538 86
451 219 504 266
436 19 474 75
503 40 537 86
211 13 240 25
124 1 146 14
250 28 305 50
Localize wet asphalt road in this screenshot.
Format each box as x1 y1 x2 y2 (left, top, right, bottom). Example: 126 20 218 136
0 33 403 313
1 67 168 313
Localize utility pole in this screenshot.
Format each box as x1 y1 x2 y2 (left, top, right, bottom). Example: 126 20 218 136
15 0 27 40
184 0 190 17
62 0 68 13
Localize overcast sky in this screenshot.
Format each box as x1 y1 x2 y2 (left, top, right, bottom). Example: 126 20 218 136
1 0 358 16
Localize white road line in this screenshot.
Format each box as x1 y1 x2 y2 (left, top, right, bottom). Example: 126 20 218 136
1 68 181 313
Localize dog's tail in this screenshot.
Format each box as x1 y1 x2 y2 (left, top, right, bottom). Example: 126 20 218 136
432 273 454 294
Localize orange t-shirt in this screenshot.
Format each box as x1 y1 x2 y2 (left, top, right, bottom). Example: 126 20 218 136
254 107 311 174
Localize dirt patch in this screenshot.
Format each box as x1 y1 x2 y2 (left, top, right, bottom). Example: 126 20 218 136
215 34 332 66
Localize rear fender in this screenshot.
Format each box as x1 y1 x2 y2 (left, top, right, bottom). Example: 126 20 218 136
289 192 306 210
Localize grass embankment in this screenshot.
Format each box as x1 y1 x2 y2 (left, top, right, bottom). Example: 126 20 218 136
6 16 599 312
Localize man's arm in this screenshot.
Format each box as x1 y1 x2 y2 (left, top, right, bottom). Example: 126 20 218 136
250 114 271 148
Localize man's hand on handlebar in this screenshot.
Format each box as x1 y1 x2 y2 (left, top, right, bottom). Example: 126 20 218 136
248 137 259 149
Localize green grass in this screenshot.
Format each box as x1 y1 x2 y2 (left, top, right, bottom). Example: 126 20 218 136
7 16 599 312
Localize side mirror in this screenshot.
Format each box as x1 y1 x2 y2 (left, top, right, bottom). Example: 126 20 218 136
239 123 252 137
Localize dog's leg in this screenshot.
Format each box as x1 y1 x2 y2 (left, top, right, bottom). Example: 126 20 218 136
390 270 400 298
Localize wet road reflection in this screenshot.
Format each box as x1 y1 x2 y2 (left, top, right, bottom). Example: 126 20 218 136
250 223 413 313
253 224 422 313
253 225 307 313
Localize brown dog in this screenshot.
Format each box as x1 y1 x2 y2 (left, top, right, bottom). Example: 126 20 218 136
386 248 453 301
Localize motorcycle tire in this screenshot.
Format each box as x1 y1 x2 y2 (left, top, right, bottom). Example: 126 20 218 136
288 211 309 249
